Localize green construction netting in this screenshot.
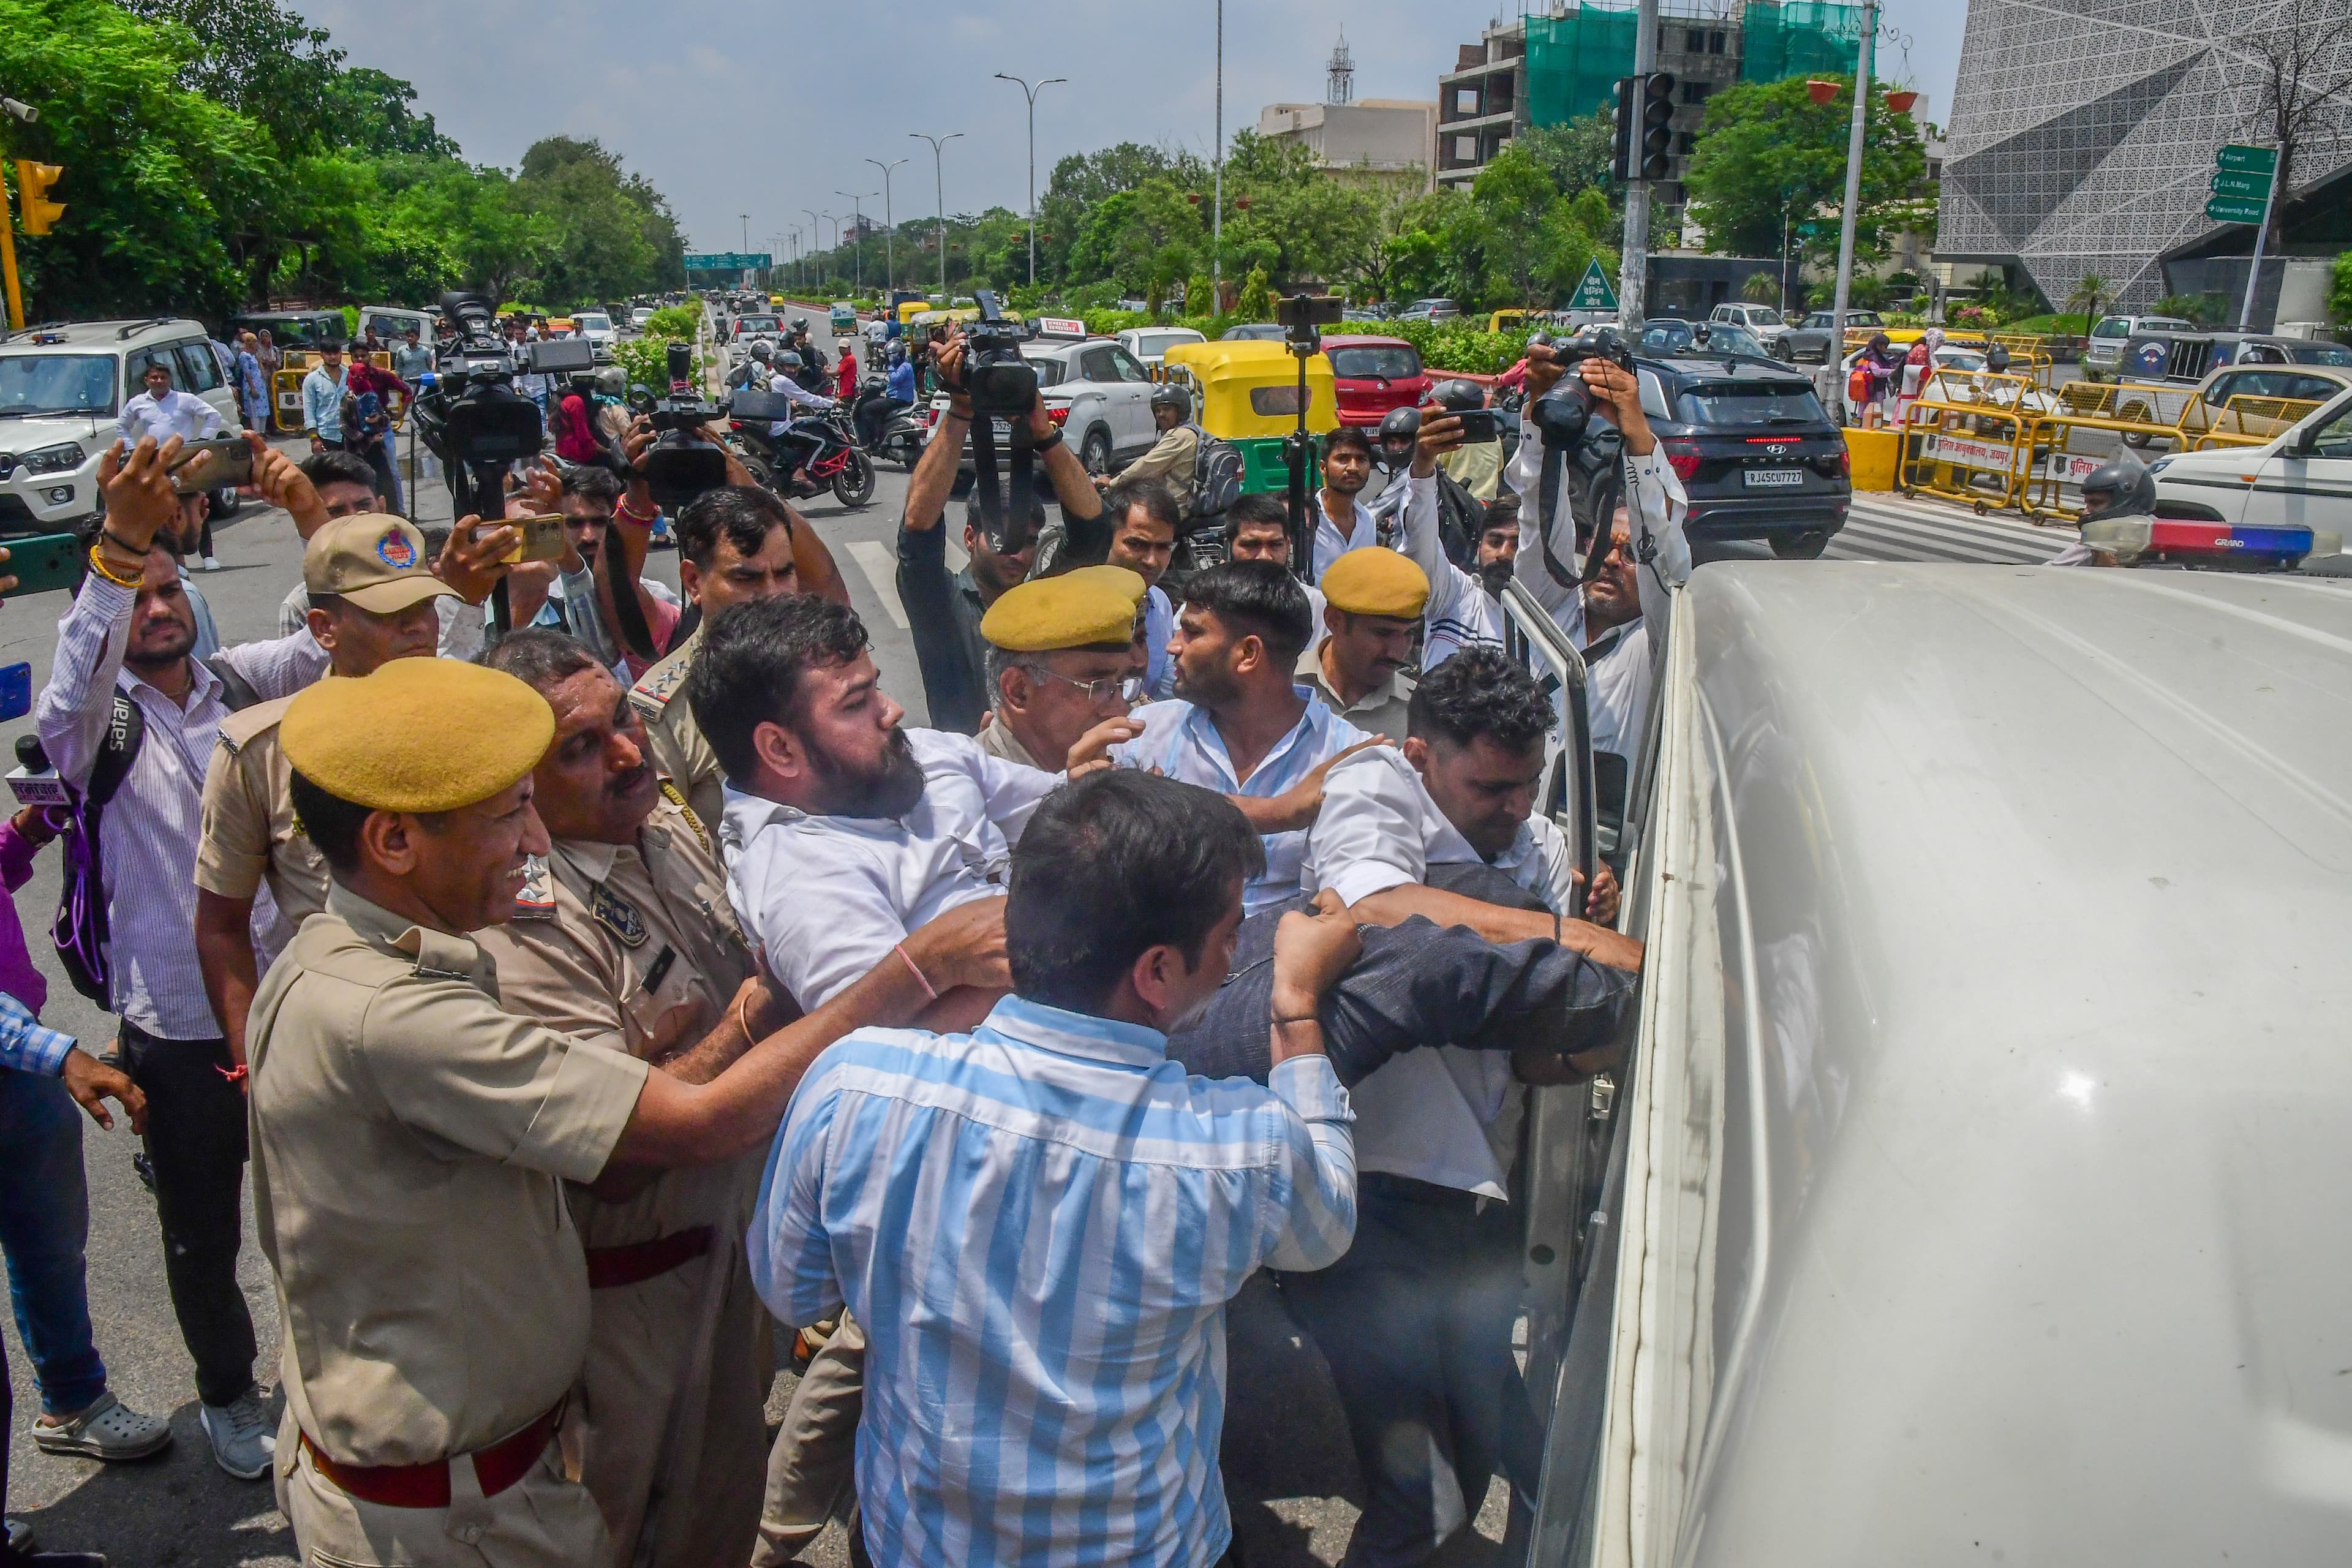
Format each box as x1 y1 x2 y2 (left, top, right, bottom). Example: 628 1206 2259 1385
1739 1 1863 85
1521 4 1863 130
1525 7 1642 127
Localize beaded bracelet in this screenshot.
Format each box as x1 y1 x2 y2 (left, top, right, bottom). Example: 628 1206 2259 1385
85 545 143 589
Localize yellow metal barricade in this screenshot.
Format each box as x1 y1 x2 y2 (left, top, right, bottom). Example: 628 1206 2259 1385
1990 332 2052 375
271 368 306 434
1898 399 2039 513
2019 402 2197 521
2180 393 2325 451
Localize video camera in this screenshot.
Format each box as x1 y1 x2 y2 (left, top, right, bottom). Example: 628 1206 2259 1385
962 290 1039 417
1525 325 1638 587
632 341 731 509
413 290 593 470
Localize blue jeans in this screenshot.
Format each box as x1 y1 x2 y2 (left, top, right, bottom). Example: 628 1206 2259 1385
0 1068 107 1417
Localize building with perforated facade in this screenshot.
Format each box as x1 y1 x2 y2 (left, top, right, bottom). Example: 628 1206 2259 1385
1938 0 2352 316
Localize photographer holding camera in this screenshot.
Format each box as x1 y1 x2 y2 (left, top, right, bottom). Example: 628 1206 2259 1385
897 320 1112 734
1502 330 1691 647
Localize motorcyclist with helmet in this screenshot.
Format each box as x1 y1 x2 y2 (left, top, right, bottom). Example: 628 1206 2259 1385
854 342 916 450
1101 383 1202 492
763 350 842 499
2046 450 2157 566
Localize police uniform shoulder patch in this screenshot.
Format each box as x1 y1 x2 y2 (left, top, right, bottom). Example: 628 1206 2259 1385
590 883 649 948
511 854 557 921
658 780 710 854
630 655 685 717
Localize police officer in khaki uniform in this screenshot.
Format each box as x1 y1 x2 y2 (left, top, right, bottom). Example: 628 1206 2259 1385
1298 546 1427 741
630 487 813 829
247 658 1008 1568
973 572 1145 774
474 630 773 1568
192 513 481 1068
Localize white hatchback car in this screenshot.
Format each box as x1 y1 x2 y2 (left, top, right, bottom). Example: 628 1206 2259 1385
929 335 1161 477
2149 386 2352 538
0 317 244 535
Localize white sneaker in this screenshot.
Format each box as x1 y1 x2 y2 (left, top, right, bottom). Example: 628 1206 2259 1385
199 1389 275 1480
201 556 221 571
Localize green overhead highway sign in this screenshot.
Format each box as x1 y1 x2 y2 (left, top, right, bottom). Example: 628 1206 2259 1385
2206 194 2267 224
682 252 772 271
2215 144 2278 173
2211 169 2272 198
1568 258 1619 310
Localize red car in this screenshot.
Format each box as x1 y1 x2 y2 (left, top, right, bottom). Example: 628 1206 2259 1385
1322 334 1430 426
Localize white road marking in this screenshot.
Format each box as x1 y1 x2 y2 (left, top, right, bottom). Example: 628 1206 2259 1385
846 540 910 629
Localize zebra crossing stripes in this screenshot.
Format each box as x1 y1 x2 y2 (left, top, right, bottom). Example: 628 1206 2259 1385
1828 496 2078 565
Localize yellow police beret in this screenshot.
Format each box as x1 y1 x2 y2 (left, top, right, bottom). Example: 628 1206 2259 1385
1322 546 1430 619
280 658 556 813
981 575 1139 653
1063 563 1148 605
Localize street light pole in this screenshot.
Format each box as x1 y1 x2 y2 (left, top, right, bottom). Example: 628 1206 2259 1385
837 191 875 293
867 156 908 295
1213 0 1224 314
911 131 963 297
803 208 823 294
1829 0 1880 352
1618 0 1658 329
994 73 1066 289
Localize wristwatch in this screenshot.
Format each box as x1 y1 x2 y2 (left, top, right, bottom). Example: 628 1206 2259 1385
1029 424 1064 453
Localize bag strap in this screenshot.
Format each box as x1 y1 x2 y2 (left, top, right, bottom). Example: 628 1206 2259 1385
83 692 145 809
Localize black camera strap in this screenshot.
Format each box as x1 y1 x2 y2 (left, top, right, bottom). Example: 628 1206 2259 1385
967 413 1038 556
1536 438 1586 591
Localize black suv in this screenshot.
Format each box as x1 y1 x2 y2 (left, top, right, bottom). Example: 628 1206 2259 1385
1638 353 1849 558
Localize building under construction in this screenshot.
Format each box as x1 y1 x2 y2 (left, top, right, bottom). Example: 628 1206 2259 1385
1436 1 1866 198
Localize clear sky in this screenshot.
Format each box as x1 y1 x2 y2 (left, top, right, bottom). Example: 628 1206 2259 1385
301 0 1967 257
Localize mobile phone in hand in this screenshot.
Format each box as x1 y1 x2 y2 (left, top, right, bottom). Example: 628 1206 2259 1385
170 436 253 494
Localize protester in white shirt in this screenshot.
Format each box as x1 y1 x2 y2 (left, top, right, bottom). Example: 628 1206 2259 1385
1310 425 1410 581
1294 643 1623 1562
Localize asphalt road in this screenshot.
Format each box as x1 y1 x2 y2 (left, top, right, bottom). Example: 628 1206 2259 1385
3 307 2064 1566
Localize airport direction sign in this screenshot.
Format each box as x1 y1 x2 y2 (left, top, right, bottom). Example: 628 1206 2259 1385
683 252 772 271
2210 169 2272 198
2215 144 2277 174
2206 194 2267 224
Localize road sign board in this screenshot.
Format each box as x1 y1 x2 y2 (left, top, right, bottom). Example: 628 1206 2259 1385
2215 144 2278 173
2206 194 2267 224
2211 169 2272 198
682 252 772 271
1568 257 1619 310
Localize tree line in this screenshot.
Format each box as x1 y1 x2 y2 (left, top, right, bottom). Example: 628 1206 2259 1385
793 75 1930 315
0 0 687 321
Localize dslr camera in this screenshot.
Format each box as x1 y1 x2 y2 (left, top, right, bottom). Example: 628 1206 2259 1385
633 341 731 508
1525 325 1639 581
1528 325 1637 454
959 290 1039 417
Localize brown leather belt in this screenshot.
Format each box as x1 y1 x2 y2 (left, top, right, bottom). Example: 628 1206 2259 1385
584 1225 712 1290
300 1403 561 1510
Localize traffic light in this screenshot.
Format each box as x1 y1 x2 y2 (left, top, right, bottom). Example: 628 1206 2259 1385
14 160 62 235
1611 76 1637 183
1637 73 1677 181
1610 74 1679 183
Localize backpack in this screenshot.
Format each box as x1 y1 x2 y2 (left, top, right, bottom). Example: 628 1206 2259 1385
1186 425 1244 520
51 658 259 1005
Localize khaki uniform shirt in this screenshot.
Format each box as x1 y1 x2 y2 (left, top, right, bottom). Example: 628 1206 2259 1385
631 625 725 832
1120 423 1200 493
195 695 331 927
246 886 650 1466
1299 637 1413 742
974 714 1045 772
475 797 758 1250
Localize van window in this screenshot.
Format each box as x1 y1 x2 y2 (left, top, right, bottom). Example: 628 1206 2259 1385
2092 317 2130 339
174 341 224 393
124 345 178 396
2289 343 2352 367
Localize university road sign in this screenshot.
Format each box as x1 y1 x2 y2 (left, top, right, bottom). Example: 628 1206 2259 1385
2206 195 2267 224
1569 258 1619 311
2215 144 2278 174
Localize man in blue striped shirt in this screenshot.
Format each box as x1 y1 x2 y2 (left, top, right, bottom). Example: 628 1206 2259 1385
748 770 1363 1568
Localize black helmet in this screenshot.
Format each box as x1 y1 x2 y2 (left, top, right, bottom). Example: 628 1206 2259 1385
1374 405 1422 468
750 341 773 362
1985 342 2013 374
1148 383 1194 420
2079 453 2157 519
1432 378 1486 413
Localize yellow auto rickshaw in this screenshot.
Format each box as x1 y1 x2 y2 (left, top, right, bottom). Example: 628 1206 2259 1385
1161 340 1338 496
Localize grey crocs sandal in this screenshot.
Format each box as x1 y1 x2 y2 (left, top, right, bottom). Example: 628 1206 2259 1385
32 1392 172 1461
